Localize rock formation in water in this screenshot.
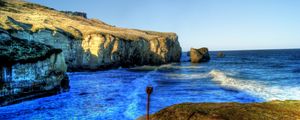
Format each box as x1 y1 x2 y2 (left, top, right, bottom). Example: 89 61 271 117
137 100 300 120
217 51 225 58
0 0 182 71
0 30 69 106
190 47 210 63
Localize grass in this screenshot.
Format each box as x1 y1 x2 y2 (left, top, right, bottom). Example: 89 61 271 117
146 100 300 120
0 0 177 41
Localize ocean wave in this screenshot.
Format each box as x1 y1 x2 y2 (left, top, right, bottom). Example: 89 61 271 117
268 63 288 68
209 69 300 101
159 65 203 70
166 73 209 80
129 65 158 71
129 64 203 71
124 67 158 119
293 68 300 73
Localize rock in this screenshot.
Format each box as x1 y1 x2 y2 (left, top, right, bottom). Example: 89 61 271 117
137 100 300 120
0 28 10 41
0 37 69 106
190 47 210 63
217 51 225 58
60 11 87 18
0 33 10 41
1 1 182 71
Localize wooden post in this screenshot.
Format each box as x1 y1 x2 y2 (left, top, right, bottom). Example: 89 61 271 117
146 86 153 120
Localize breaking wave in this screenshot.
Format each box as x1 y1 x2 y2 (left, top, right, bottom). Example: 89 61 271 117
129 64 203 71
209 69 300 101
166 73 209 80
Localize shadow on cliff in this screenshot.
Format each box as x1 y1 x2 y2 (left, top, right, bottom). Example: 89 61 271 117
5 17 180 72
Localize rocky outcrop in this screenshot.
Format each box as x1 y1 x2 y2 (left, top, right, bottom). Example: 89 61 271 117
0 35 69 106
0 0 181 71
138 100 300 120
9 29 181 71
217 51 225 58
190 47 210 63
60 11 87 18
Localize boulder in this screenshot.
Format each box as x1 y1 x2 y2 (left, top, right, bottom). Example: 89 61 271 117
190 47 210 63
0 37 69 106
217 51 225 58
137 100 300 120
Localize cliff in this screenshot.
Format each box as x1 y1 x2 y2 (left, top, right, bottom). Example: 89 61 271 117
0 32 69 106
0 0 182 71
138 100 300 120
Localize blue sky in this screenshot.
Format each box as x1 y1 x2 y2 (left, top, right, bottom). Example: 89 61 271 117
27 0 300 51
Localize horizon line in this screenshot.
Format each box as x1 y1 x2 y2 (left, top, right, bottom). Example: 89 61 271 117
183 47 300 52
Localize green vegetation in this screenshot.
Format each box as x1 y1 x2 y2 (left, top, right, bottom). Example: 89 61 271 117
0 0 6 7
145 100 300 120
0 37 62 65
22 2 55 10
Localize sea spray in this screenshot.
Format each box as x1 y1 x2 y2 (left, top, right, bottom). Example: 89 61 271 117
124 65 163 119
209 69 300 101
166 73 209 80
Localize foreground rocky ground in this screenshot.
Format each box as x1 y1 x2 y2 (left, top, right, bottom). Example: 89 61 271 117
138 100 300 120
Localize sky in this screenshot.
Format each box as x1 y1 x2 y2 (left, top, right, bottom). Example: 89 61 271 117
27 0 300 51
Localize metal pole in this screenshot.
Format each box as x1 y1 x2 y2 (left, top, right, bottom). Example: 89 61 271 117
146 86 153 120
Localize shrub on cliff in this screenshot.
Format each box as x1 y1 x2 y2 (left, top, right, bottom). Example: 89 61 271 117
0 37 62 65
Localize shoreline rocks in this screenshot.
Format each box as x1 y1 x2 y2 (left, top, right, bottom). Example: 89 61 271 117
0 36 69 106
190 47 210 63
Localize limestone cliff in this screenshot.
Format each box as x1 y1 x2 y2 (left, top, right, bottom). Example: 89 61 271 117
0 33 69 106
0 0 182 71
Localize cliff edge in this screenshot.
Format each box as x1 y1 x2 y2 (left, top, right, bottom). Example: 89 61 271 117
0 0 182 71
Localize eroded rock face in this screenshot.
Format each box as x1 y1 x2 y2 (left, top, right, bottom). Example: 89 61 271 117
10 30 181 71
0 36 69 106
0 0 182 71
190 47 210 63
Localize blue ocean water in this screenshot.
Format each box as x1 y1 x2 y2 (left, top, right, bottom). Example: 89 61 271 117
0 49 300 120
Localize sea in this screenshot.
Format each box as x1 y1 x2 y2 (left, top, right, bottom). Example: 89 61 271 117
0 49 300 120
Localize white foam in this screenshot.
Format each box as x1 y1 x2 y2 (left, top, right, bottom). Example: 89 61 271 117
130 64 203 71
124 66 159 119
160 65 203 69
209 69 300 101
166 73 209 80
